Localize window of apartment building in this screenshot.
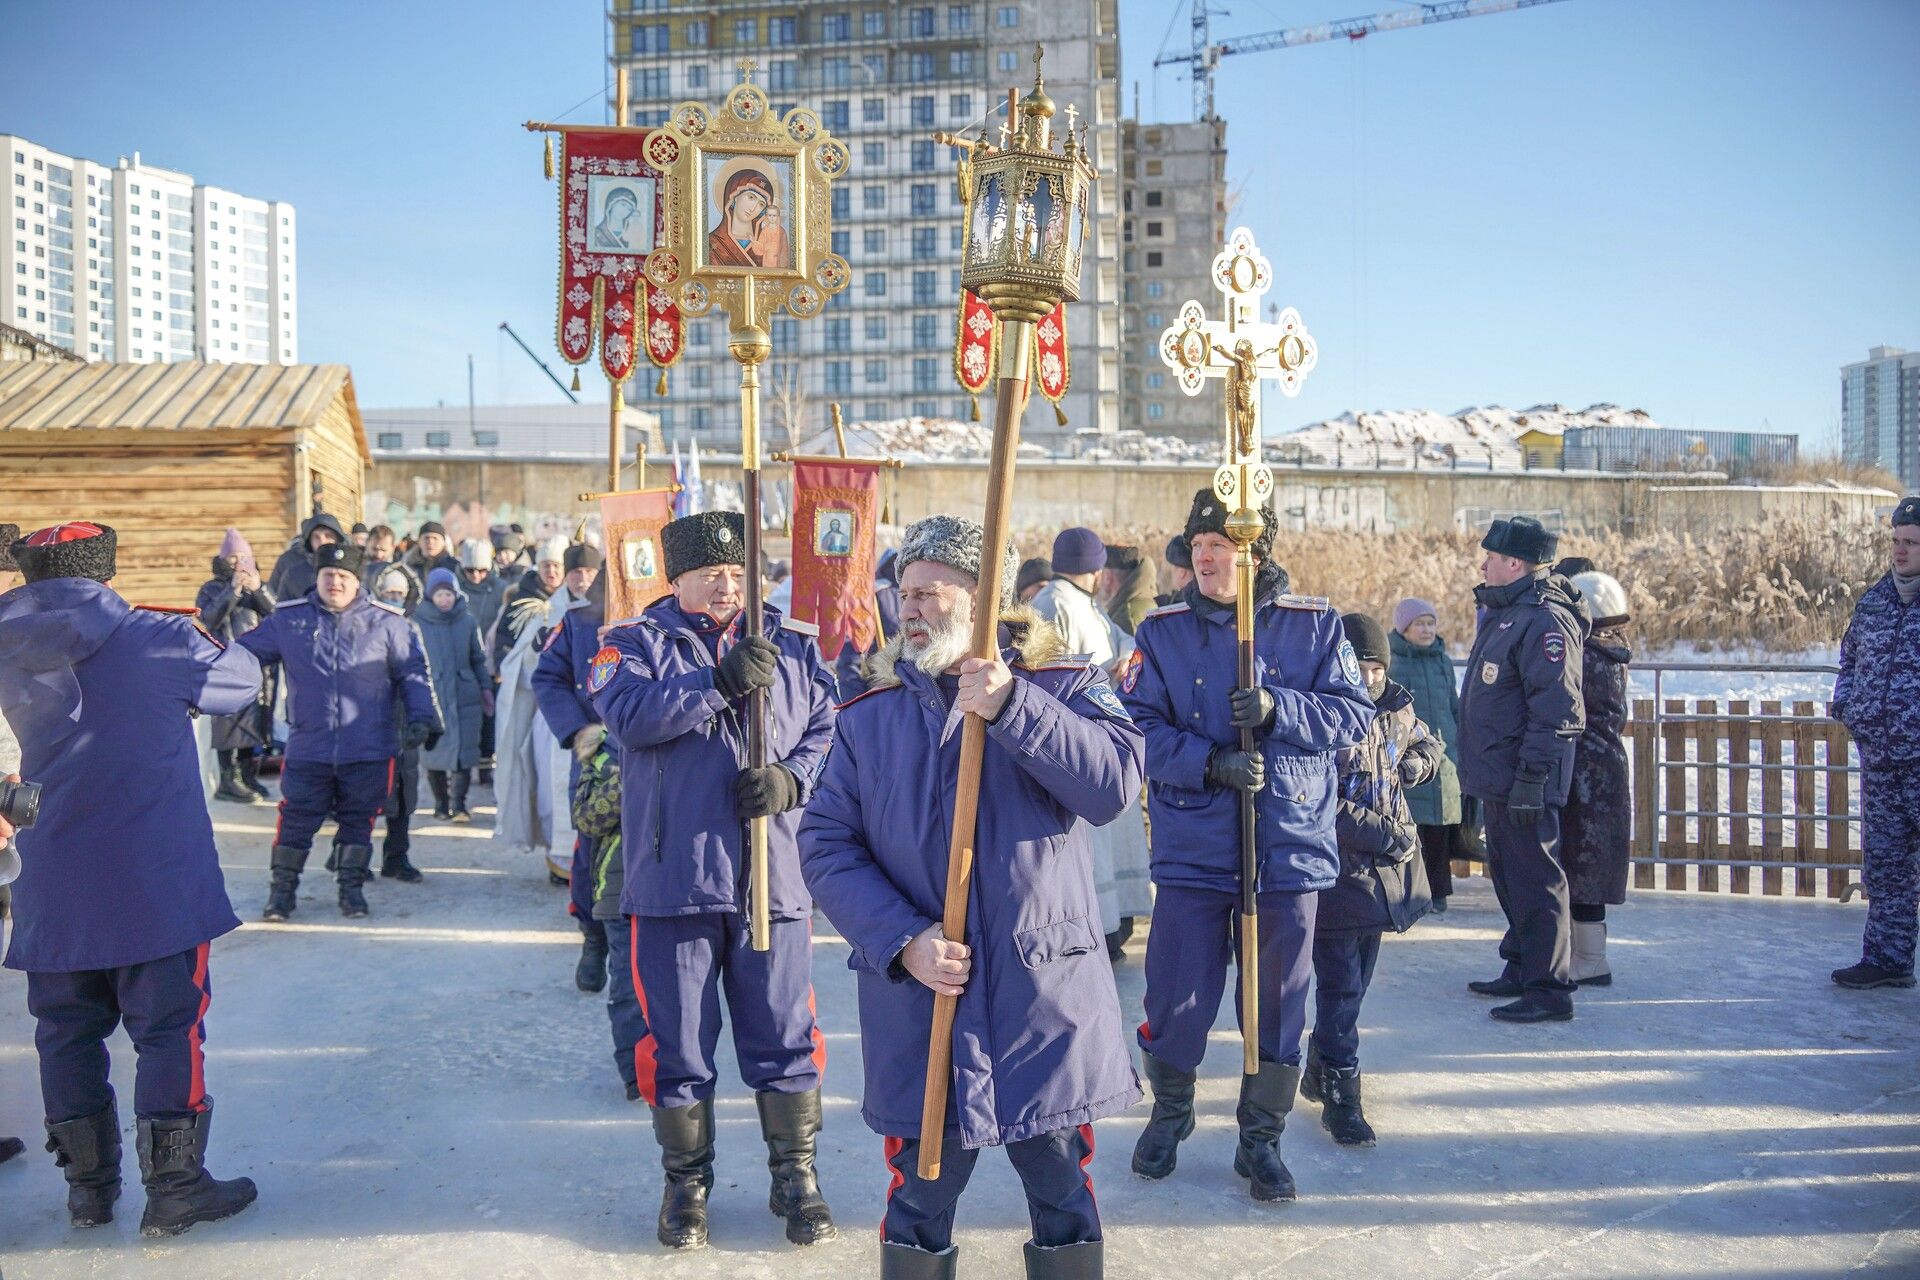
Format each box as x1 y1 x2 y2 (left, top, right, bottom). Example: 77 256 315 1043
864 11 886 36
909 400 934 417
825 361 853 393
911 271 938 305
863 141 885 167
1145 160 1163 176
690 363 712 389
769 60 798 90
950 224 964 250
690 323 711 347
949 49 974 76
832 230 850 256
377 432 402 450
865 358 887 384
691 406 710 431
864 227 885 254
824 56 851 86
865 272 887 297
472 430 500 448
1145 190 1163 207
425 431 451 448
949 93 972 118
912 313 940 348
863 185 886 212
911 140 935 173
686 64 707 89
825 316 851 351
913 358 940 391
865 314 888 341
910 7 935 36
912 227 937 256
637 67 669 97
831 188 850 218
863 97 885 123
949 4 973 31
1145 221 1162 238
734 17 757 43
684 19 708 47
1147 372 1164 390
909 52 934 81
822 12 851 40
912 97 935 127
769 15 797 44
1147 403 1165 421
824 100 850 131
632 22 669 52
997 50 1018 72
910 184 936 216
1145 281 1164 298
1146 311 1162 329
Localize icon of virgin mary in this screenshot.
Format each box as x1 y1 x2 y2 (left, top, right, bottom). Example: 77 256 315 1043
708 164 791 269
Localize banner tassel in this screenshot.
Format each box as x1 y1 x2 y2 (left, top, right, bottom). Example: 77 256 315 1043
656 368 669 396
1053 400 1068 427
570 367 582 392
543 136 555 181
969 394 980 422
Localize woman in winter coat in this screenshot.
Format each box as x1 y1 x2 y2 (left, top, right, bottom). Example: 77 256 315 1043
1306 613 1442 1147
1388 597 1468 909
196 528 278 804
1559 569 1632 986
416 568 491 822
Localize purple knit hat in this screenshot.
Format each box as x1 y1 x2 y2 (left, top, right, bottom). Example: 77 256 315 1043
1051 527 1107 576
219 527 256 575
1392 597 1438 634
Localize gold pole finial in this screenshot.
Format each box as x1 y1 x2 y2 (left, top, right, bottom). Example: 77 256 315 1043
737 57 758 83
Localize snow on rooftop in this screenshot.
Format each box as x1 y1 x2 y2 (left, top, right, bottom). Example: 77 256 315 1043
1268 402 1663 469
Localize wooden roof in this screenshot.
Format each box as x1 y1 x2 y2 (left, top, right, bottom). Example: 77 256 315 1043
0 361 369 460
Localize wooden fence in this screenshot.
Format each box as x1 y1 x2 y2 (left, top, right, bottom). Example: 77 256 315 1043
1624 696 1859 897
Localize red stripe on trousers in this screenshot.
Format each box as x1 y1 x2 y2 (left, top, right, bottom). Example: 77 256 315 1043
387 756 396 793
881 1135 907 1240
805 920 827 1080
1078 1123 1097 1208
628 916 660 1106
188 943 211 1113
274 797 287 846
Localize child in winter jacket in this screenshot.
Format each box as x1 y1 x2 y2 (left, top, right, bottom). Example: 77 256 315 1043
1304 613 1444 1147
571 742 648 1101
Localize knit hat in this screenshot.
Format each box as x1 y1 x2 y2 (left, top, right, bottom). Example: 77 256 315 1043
535 536 568 566
662 511 745 582
350 522 369 536
425 567 460 598
564 541 605 574
897 514 1019 608
1183 488 1276 563
1392 597 1438 634
1552 555 1596 578
1104 543 1142 571
1165 534 1191 571
0 523 20 573
1015 556 1053 598
1481 515 1558 564
1050 527 1107 576
12 521 117 584
458 539 492 571
377 566 411 597
218 527 257 576
418 521 448 539
488 523 514 550
1341 612 1390 666
312 541 365 577
1894 495 1919 527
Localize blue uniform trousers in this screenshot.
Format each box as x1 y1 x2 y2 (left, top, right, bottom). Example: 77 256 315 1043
881 1125 1100 1252
1483 800 1576 1011
276 758 393 852
1862 766 1920 973
1309 931 1381 1071
603 915 649 1093
626 912 823 1109
1138 885 1318 1072
27 943 212 1123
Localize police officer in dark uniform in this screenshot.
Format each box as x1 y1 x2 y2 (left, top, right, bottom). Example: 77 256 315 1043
238 541 439 920
1457 516 1588 1023
1120 491 1375 1204
0 522 263 1236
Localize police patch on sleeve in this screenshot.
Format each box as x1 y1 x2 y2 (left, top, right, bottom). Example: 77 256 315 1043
1079 679 1131 721
587 645 624 695
1337 640 1363 687
1543 632 1566 664
1118 648 1144 694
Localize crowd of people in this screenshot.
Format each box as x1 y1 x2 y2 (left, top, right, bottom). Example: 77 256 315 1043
0 490 1914 1277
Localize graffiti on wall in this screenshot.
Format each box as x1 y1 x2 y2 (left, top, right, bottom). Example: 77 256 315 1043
364 482 594 547
1271 483 1395 533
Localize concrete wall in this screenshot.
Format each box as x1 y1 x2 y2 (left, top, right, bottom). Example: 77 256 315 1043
365 455 1888 545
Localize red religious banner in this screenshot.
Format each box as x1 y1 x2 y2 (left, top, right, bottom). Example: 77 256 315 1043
790 459 884 660
952 289 997 420
1033 301 1070 423
599 487 678 622
554 128 684 385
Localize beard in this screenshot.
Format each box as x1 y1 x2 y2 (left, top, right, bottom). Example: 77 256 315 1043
902 611 972 677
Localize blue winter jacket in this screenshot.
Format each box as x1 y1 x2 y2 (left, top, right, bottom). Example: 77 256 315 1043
531 588 602 750
593 597 838 920
0 580 262 971
237 588 439 765
1833 572 1920 770
798 617 1145 1149
1120 572 1375 896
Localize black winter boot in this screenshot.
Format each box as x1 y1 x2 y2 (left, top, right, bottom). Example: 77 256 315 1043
652 1098 714 1250
1024 1239 1103 1279
428 770 451 821
44 1102 122 1227
381 849 423 882
757 1088 836 1245
450 771 472 824
1832 961 1917 990
135 1100 257 1238
1468 973 1524 998
213 764 255 805
881 1241 959 1279
575 919 609 993
262 844 305 922
238 755 272 801
1130 1048 1196 1180
1232 1060 1300 1203
334 844 374 918
1300 1040 1325 1105
1319 1066 1376 1146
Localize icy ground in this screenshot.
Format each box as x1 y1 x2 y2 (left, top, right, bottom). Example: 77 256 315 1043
2 787 1916 1278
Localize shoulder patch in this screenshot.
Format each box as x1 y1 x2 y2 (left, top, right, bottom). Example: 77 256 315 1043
1142 601 1190 621
1337 639 1363 686
780 617 821 637
1542 631 1567 664
1276 593 1332 611
134 603 197 615
835 684 902 711
1118 647 1144 694
587 645 624 695
1077 679 1131 721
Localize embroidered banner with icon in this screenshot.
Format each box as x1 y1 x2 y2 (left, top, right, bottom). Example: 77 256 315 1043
599 486 679 621
951 294 1070 424
789 459 884 660
554 128 683 383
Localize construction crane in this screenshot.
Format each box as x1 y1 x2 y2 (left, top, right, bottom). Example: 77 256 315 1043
1157 0 1572 121
497 320 579 403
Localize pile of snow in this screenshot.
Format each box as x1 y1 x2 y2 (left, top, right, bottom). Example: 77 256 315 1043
1269 402 1662 469
793 416 1048 462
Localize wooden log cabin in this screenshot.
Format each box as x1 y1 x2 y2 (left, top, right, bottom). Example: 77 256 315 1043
0 361 368 606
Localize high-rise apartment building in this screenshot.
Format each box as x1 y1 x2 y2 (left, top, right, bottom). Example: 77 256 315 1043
608 0 1121 451
1841 345 1920 492
1 135 297 365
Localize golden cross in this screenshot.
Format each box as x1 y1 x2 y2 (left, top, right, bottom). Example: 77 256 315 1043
737 58 758 84
1064 103 1079 133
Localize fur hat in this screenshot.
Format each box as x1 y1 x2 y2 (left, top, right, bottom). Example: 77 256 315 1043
312 541 365 577
1164 534 1191 571
458 539 492 571
1104 543 1142 572
1894 495 1919 528
564 542 604 574
1341 612 1391 666
897 514 1019 607
1552 555 1596 579
535 536 568 567
1183 489 1276 563
12 521 117 584
662 511 745 581
1482 516 1558 565
0 523 20 573
1392 597 1438 634
1050 527 1107 576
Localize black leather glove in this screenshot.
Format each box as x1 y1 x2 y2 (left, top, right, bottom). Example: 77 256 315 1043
735 765 800 819
1206 747 1267 794
1373 829 1420 868
1229 686 1276 732
1507 773 1546 826
715 636 779 700
402 720 434 750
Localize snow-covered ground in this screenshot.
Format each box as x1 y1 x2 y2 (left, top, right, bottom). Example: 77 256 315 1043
2 787 1915 1278
1625 646 1840 705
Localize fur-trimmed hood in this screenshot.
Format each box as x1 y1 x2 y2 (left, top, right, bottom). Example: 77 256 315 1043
859 603 1068 691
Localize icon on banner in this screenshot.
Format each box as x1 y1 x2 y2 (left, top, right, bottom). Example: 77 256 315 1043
814 509 854 558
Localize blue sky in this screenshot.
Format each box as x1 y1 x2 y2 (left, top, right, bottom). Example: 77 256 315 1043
4 1 1915 448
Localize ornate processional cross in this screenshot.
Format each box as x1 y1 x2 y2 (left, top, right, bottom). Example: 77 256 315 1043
1159 226 1317 514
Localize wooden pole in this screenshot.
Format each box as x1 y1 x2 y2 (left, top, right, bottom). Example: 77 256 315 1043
917 316 1032 1180
735 282 773 953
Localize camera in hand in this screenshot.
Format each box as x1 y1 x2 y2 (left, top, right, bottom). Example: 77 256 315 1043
0 778 41 830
